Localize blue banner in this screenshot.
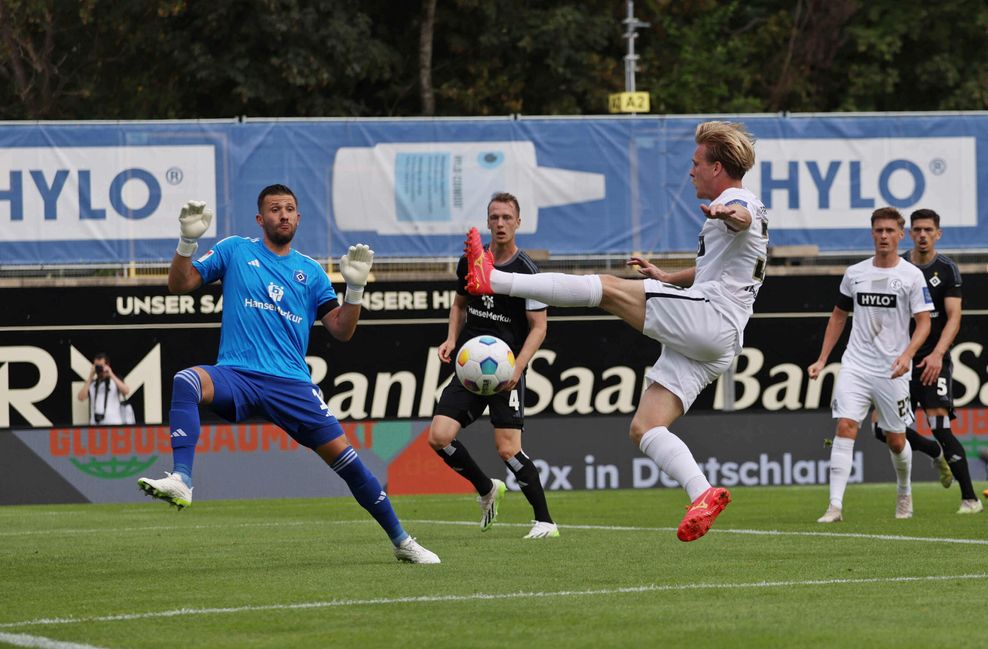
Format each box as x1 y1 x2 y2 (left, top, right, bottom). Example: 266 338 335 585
1 114 985 264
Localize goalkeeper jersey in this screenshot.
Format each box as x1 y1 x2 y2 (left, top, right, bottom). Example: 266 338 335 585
193 236 336 382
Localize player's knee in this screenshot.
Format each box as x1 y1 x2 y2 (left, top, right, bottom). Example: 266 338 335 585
427 422 455 450
887 437 907 454
171 368 203 405
836 419 858 439
628 420 647 446
495 441 520 462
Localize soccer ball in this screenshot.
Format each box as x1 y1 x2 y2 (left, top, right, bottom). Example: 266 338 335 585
455 335 515 396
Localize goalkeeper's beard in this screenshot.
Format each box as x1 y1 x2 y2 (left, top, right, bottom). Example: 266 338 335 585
264 221 297 246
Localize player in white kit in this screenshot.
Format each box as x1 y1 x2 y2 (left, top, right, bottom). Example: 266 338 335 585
464 121 769 542
809 207 932 522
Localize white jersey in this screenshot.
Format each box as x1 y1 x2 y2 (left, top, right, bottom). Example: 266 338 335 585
838 257 933 377
693 186 769 349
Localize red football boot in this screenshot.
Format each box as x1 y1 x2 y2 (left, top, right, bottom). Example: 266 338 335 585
677 487 731 542
464 227 495 295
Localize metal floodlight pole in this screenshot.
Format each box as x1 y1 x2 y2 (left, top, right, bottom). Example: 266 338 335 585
623 0 649 93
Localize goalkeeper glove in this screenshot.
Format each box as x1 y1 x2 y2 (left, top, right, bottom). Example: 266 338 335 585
176 200 214 257
339 244 374 305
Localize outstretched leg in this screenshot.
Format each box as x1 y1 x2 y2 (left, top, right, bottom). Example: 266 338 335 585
316 436 440 564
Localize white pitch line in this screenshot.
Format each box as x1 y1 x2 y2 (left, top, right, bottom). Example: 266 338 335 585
0 521 310 538
1 573 985 631
4 518 988 547
403 519 988 546
0 632 110 649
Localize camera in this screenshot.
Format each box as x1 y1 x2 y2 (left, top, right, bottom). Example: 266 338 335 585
95 363 106 374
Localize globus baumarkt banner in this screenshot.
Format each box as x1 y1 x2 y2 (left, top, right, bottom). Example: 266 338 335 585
3 410 986 505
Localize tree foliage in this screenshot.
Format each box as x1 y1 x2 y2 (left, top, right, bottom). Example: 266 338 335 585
0 0 985 119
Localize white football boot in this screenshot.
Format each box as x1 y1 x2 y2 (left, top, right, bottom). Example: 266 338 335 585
816 505 843 523
524 521 560 539
138 472 193 509
477 479 506 531
895 494 913 519
957 499 983 514
394 537 441 564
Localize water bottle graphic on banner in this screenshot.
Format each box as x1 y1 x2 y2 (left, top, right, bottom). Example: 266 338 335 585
331 141 605 235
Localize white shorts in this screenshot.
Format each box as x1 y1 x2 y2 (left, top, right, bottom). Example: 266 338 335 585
646 347 734 413
642 280 737 412
641 279 737 361
831 367 914 433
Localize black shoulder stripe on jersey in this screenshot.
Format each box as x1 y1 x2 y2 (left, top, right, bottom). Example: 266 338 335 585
316 299 339 320
517 252 540 274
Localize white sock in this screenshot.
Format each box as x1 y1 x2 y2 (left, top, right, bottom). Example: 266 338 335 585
889 441 912 496
828 436 855 508
494 271 603 307
639 426 709 501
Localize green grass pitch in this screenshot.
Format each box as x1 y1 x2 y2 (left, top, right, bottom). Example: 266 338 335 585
1 482 985 649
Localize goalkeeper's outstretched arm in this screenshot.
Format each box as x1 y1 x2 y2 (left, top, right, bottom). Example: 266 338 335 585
321 244 374 341
168 200 212 293
168 253 203 294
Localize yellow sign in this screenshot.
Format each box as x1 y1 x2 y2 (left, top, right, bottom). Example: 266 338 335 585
608 92 650 113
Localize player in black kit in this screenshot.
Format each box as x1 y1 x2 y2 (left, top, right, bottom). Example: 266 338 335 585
874 209 981 513
427 192 559 538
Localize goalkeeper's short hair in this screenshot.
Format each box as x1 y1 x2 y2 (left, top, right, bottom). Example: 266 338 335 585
257 184 298 211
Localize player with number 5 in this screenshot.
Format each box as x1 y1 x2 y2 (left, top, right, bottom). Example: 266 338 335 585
138 184 440 564
464 122 769 542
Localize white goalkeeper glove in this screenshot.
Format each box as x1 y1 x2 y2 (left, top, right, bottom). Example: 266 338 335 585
176 200 214 257
339 244 374 305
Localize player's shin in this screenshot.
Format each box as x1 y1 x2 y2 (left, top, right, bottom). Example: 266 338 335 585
904 427 941 459
169 369 202 487
889 440 912 495
436 440 495 495
505 273 603 307
331 446 407 545
639 426 709 500
827 437 855 508
930 417 977 500
505 450 553 523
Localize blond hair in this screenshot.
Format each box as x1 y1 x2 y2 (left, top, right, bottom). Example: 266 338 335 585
695 121 756 180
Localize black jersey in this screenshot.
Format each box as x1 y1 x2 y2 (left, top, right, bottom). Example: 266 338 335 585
905 251 962 359
455 248 546 353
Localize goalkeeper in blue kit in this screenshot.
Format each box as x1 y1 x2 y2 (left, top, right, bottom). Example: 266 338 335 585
138 184 440 564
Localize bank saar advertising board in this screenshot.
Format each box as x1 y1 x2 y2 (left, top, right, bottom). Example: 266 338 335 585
2 276 988 504
0 113 986 264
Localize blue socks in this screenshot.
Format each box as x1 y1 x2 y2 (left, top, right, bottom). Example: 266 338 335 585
331 446 408 545
169 369 202 487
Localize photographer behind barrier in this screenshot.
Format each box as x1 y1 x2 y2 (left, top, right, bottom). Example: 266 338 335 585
76 352 132 425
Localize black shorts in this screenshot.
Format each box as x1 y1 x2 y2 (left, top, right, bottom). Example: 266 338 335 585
435 373 525 430
909 360 955 418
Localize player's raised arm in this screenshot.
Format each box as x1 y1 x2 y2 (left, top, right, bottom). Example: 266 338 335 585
322 244 373 341
627 256 696 287
701 201 752 232
168 200 212 294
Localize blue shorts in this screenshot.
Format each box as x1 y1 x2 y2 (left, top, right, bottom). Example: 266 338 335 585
202 366 344 450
